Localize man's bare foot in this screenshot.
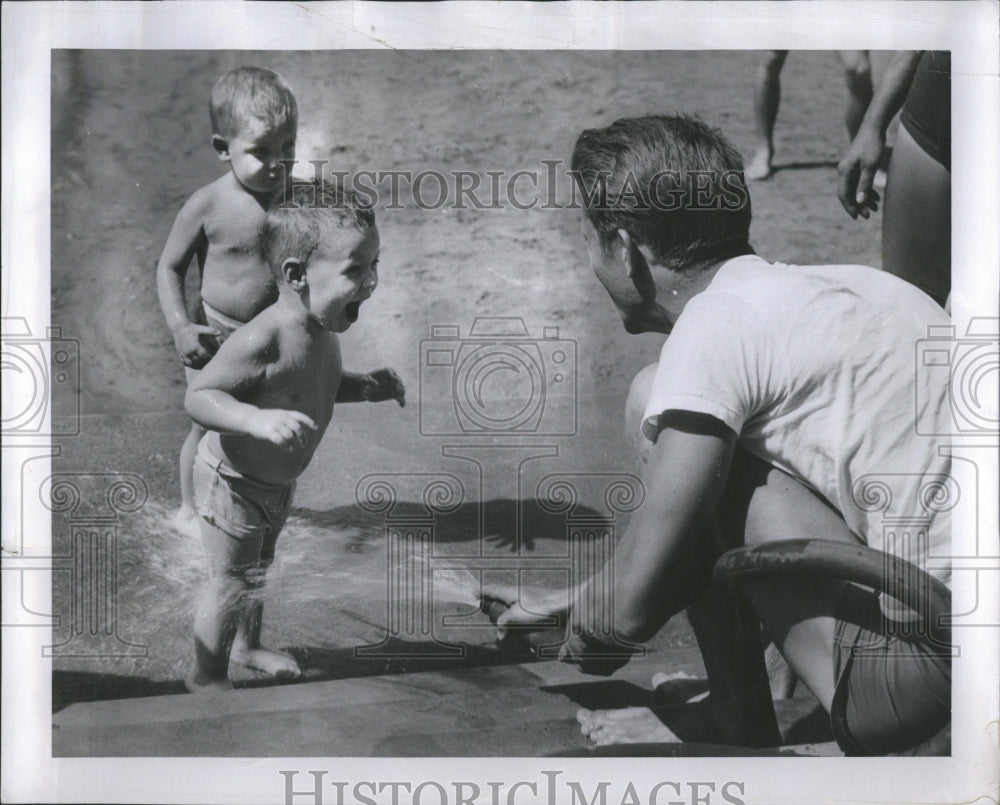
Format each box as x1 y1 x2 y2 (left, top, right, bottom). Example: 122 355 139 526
651 671 709 704
185 670 234 693
577 707 682 746
746 146 773 181
231 646 301 680
169 507 201 539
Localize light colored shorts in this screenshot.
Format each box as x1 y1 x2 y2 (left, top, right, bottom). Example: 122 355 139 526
183 301 246 383
830 582 950 755
193 437 295 572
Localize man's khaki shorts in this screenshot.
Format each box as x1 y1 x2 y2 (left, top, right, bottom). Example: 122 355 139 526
831 582 950 755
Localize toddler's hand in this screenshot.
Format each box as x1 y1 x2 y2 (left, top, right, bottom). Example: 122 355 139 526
250 409 317 449
362 368 406 407
173 323 221 369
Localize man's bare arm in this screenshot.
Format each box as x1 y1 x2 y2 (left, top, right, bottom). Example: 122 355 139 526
486 411 737 643
602 411 737 642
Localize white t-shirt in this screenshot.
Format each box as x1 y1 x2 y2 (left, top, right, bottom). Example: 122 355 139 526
642 255 952 614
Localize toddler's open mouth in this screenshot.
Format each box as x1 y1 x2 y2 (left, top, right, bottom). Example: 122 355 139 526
345 301 362 322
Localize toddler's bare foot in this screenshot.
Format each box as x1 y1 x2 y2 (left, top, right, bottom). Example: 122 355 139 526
577 706 682 746
170 507 201 539
232 646 301 680
185 670 234 693
746 146 773 181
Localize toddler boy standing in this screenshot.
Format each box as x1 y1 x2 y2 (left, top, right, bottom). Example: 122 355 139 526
157 66 299 535
184 181 404 691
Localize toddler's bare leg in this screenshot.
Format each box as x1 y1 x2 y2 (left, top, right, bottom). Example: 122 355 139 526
172 422 205 537
188 517 247 692
230 545 301 680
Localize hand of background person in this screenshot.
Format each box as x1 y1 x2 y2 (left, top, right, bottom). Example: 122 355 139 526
172 322 221 368
837 125 885 219
361 367 406 407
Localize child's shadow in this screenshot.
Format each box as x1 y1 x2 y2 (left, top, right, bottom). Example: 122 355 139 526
291 496 615 555
261 497 618 687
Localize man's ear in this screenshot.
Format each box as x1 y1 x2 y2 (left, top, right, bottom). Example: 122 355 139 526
211 134 231 161
281 257 307 290
618 229 657 300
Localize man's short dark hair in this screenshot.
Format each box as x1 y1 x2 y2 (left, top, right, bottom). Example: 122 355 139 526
571 115 752 271
262 181 376 280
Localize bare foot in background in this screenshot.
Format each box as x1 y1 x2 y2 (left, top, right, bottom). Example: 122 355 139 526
746 146 773 181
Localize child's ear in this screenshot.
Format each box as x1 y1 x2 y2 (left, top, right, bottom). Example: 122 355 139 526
281 258 307 290
211 134 231 161
618 229 657 300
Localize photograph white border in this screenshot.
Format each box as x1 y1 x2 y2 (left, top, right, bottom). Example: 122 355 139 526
3 2 998 804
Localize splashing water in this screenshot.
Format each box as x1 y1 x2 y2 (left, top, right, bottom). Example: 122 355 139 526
57 500 491 681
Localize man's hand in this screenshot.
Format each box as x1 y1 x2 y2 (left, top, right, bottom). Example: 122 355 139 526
361 368 406 407
480 583 569 636
837 126 884 220
173 322 221 368
248 409 317 449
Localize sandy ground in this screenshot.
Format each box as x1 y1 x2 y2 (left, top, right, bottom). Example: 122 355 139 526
48 50 885 712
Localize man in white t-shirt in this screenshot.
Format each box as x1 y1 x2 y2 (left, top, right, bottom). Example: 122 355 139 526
486 115 951 755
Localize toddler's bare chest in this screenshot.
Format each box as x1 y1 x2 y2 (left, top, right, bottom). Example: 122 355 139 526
262 346 341 425
204 205 268 257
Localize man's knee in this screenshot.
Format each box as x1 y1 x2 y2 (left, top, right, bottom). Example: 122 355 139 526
739 461 855 548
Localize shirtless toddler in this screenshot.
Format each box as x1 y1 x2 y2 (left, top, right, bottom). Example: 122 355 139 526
157 66 299 535
184 181 404 691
